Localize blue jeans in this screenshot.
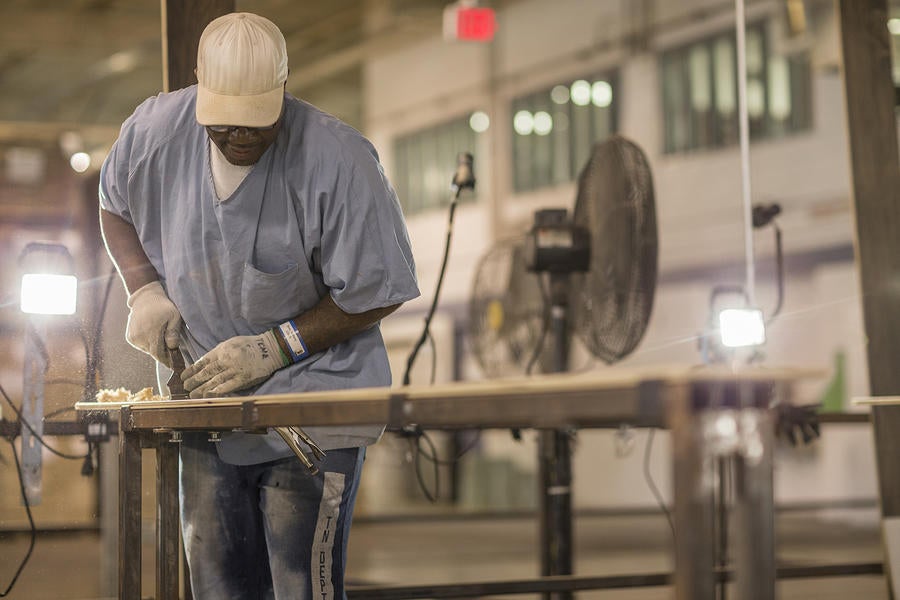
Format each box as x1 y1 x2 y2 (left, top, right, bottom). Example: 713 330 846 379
179 433 366 600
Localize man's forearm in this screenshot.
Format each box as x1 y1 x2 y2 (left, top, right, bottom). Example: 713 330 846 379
278 295 400 359
99 208 158 295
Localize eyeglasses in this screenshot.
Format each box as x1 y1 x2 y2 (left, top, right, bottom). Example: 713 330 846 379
206 121 279 134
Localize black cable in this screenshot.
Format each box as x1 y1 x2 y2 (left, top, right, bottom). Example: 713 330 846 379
408 434 438 503
0 382 89 460
426 329 437 385
0 440 36 597
767 223 784 324
402 192 460 386
643 428 675 540
405 427 484 503
415 430 483 466
43 406 77 420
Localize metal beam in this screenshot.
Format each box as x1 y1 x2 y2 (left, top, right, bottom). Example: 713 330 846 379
837 1 900 597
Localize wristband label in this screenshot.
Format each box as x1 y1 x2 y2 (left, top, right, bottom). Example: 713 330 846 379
279 320 310 363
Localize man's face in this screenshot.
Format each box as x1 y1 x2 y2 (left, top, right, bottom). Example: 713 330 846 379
205 119 282 166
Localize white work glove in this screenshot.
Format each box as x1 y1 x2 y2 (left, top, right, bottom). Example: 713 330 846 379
125 281 182 368
182 330 289 398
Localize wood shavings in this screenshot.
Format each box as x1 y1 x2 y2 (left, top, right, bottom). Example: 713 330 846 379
95 387 167 403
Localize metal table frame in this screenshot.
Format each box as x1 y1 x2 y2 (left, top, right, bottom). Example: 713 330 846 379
78 368 812 600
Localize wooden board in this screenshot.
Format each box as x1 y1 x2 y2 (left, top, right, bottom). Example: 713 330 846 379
74 365 822 432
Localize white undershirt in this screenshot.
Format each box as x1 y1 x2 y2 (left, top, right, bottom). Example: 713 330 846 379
209 139 252 202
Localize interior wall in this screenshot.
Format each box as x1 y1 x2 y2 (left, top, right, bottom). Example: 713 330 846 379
361 0 876 511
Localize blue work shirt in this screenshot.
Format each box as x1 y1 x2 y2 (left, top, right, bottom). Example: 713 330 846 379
99 86 420 464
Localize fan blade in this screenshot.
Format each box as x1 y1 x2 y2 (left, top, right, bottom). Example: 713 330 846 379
571 135 659 364
468 237 546 378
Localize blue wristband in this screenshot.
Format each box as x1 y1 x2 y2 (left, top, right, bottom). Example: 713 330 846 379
278 320 310 363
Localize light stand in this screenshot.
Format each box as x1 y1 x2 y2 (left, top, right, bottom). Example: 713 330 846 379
18 241 78 506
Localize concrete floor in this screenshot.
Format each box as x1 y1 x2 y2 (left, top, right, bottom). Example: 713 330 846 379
0 510 887 599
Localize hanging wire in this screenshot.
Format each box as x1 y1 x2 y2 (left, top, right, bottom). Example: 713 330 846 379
735 0 757 305
643 428 675 539
0 382 90 460
0 440 36 597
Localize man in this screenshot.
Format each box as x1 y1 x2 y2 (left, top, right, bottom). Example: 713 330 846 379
99 12 419 599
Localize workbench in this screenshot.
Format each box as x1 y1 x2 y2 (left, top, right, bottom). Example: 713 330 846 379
76 366 815 600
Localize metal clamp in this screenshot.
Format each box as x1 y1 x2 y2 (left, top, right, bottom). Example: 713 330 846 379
274 426 326 475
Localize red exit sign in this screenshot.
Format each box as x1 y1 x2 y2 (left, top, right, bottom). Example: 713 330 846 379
444 4 497 42
457 7 496 41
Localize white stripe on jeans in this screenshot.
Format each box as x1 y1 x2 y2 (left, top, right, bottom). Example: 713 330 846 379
311 472 346 600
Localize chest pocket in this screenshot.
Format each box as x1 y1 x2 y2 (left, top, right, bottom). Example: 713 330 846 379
240 260 321 327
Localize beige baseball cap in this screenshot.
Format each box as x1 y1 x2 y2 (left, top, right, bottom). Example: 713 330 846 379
195 12 288 127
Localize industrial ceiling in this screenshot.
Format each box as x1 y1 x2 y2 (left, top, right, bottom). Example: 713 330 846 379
0 0 451 152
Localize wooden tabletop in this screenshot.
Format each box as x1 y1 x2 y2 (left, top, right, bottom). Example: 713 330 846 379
74 364 821 431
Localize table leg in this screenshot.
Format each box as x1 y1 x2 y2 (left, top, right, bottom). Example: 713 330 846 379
538 429 573 600
157 438 180 599
732 407 775 600
668 383 715 600
871 406 900 600
118 408 142 600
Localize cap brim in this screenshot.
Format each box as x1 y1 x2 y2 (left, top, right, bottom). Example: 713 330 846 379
196 85 283 127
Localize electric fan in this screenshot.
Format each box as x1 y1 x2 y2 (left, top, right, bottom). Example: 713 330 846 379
467 237 544 377
468 135 658 376
466 134 659 588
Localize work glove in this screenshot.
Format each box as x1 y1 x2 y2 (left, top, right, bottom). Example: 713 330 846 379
182 330 289 398
125 281 182 368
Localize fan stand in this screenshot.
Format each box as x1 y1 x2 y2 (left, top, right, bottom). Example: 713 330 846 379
522 207 594 600
538 273 575 600
522 208 591 600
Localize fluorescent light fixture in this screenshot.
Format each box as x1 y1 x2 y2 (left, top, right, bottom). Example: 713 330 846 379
718 308 766 348
21 274 77 315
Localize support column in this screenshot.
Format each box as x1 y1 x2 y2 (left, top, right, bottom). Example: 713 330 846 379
837 2 900 597
161 0 234 92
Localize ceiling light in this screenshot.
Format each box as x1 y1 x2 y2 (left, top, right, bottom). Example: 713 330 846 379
591 81 613 107
513 110 534 135
469 111 490 133
533 111 553 135
550 85 570 104
570 80 591 106
889 18 900 35
70 152 91 173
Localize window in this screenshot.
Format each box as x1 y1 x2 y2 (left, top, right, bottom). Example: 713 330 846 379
511 73 618 194
661 22 812 153
393 114 483 216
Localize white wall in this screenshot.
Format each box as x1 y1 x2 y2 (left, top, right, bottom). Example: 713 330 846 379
363 0 877 511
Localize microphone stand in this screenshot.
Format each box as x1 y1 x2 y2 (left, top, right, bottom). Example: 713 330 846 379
402 153 476 387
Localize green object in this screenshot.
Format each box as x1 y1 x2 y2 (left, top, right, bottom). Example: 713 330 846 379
819 350 846 412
